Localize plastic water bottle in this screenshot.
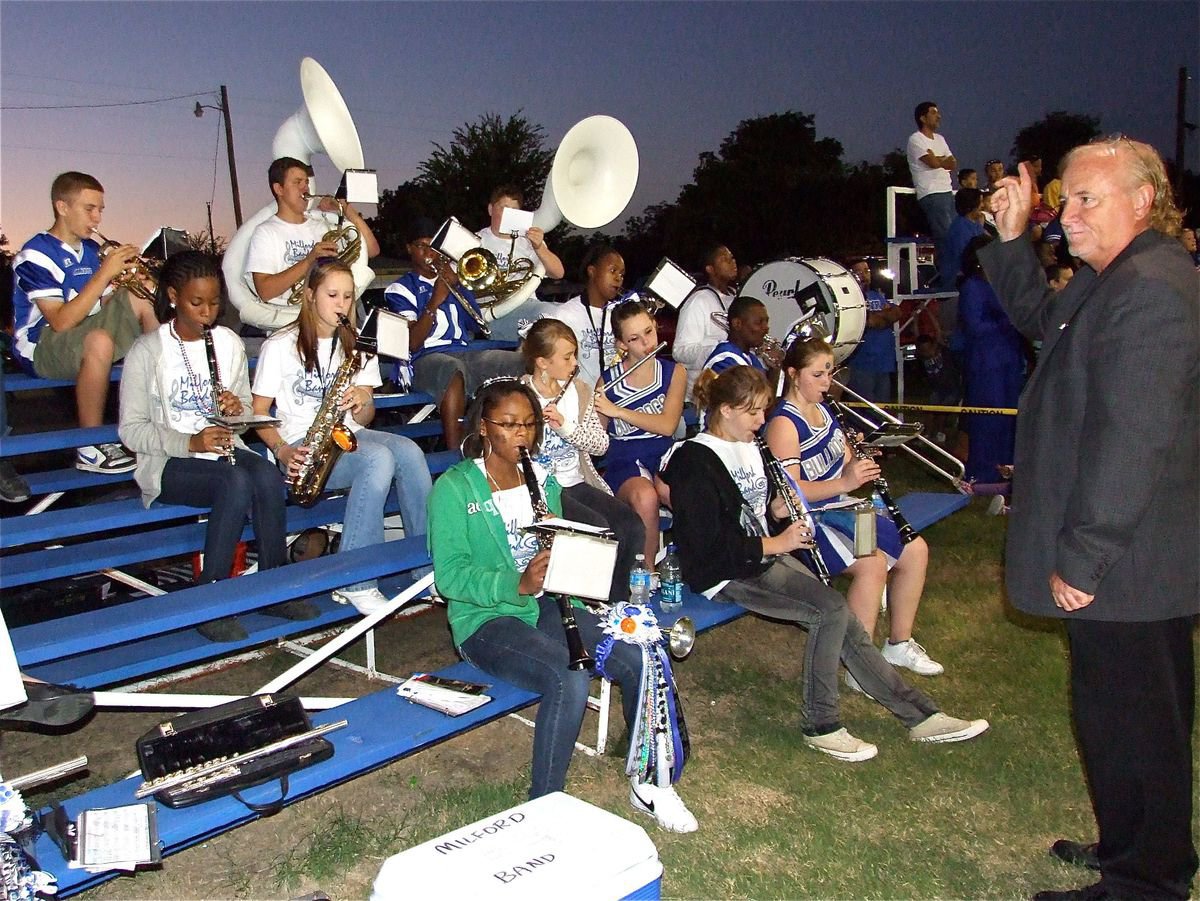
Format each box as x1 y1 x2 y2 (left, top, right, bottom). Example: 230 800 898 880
659 544 684 614
629 554 652 605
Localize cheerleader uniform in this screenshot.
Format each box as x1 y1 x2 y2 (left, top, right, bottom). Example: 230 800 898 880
601 357 679 494
769 400 904 574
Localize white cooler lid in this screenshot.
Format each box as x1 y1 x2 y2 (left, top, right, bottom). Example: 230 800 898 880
371 791 662 900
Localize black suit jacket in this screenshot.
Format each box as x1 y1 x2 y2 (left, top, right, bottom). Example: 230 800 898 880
980 230 1198 621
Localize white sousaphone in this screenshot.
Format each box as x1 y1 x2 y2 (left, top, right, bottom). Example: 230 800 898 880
433 115 640 324
223 57 374 331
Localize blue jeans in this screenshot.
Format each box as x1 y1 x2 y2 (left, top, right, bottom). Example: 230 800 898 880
919 192 956 289
158 449 287 583
719 555 938 732
324 428 433 590
459 596 643 799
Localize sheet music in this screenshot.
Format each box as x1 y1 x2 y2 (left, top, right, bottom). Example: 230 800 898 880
498 207 534 236
72 803 159 872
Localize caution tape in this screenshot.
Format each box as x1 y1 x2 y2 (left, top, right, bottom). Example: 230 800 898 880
843 401 1018 416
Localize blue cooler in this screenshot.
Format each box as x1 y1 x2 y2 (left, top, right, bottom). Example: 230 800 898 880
371 791 663 900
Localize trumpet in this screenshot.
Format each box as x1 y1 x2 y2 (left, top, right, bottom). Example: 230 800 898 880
93 231 159 304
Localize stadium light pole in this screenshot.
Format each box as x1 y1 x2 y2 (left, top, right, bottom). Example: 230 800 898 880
194 86 244 228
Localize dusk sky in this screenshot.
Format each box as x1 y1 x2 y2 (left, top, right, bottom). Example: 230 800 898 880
2 1 1197 256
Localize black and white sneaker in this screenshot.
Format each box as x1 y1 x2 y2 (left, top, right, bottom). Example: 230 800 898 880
76 443 136 474
629 780 698 833
0 461 30 503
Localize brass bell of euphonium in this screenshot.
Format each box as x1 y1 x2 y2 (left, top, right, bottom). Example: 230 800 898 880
662 615 696 660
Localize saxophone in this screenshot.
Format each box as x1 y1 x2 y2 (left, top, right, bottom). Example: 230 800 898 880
289 316 376 507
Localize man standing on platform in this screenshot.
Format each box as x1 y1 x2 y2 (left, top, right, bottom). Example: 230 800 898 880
906 102 957 256
983 139 1198 901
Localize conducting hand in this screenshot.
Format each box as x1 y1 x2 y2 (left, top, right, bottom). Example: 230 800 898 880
1050 572 1095 612
990 162 1036 241
518 549 552 596
191 425 235 455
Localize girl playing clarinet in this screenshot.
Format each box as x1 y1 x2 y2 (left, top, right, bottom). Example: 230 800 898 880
428 379 697 831
119 251 294 643
660 365 987 761
593 300 686 577
766 337 944 681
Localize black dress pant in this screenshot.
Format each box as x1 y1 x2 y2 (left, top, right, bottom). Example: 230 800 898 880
1065 615 1198 899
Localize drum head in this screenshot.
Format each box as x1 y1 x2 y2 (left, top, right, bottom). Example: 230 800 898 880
738 257 866 362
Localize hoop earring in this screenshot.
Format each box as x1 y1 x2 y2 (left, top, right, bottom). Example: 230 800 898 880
481 435 493 460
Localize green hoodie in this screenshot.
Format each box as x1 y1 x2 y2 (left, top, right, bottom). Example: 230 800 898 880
429 456 576 647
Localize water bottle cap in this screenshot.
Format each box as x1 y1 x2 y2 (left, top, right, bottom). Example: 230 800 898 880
666 543 677 552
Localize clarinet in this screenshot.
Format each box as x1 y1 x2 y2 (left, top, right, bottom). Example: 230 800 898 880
203 325 236 466
518 446 594 671
825 396 918 544
754 436 832 585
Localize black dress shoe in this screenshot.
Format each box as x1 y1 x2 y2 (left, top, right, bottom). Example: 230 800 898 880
1032 883 1111 901
0 461 30 503
1050 839 1101 871
0 680 94 728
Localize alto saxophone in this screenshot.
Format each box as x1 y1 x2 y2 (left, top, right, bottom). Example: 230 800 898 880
289 316 376 507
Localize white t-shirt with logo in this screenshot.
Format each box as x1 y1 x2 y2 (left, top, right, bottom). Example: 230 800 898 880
906 131 954 199
531 379 585 488
157 323 244 460
244 213 335 304
693 433 770 533
544 296 620 388
252 327 381 446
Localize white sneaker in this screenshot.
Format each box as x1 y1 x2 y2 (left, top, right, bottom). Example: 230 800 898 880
629 781 698 833
843 670 877 699
332 587 390 615
909 712 990 744
881 638 945 676
76 443 136 474
803 727 878 762
987 495 1008 516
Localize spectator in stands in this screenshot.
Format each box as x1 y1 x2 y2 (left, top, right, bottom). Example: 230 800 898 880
383 219 522 454
984 159 1006 192
939 188 987 292
474 185 565 342
957 235 1024 486
119 251 302 643
664 365 987 762
519 318 644 604
428 379 698 831
252 258 432 616
767 340 945 680
672 244 739 401
243 157 379 328
958 168 979 190
1179 227 1199 268
11 171 159 474
700 295 771 377
543 244 627 387
843 259 901 403
1046 263 1074 293
906 102 957 252
594 300 686 576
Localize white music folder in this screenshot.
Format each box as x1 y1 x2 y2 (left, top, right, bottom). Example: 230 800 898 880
527 519 618 602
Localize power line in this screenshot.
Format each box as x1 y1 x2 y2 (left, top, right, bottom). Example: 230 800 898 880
0 91 213 112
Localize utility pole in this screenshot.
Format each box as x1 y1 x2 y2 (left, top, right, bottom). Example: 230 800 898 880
195 87 244 230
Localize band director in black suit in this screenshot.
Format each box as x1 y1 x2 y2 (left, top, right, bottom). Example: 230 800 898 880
983 138 1198 901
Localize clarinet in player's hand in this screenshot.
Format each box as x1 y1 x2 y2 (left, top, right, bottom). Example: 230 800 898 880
203 325 236 466
754 436 832 584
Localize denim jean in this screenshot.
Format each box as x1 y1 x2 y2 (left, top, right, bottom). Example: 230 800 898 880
718 555 938 732
323 428 432 591
561 482 645 604
918 191 956 289
158 449 286 583
459 596 642 799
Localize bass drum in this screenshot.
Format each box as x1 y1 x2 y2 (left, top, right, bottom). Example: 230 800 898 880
738 257 866 362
